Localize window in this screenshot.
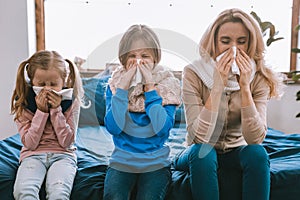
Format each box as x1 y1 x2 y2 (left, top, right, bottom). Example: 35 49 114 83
35 0 298 72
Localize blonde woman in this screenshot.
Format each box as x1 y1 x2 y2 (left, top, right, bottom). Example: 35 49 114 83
172 8 282 200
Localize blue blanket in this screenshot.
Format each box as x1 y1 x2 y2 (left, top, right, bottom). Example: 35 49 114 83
0 127 299 200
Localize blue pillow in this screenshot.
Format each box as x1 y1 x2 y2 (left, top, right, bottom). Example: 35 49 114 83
174 104 185 127
95 75 110 125
78 75 110 127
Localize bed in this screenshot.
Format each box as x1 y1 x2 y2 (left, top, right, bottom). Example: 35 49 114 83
1 72 300 200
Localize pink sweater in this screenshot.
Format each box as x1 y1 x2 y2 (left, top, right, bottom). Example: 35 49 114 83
16 99 80 162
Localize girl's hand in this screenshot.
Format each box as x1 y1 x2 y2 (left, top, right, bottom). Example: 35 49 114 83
139 61 155 92
214 48 234 89
139 60 154 84
235 49 252 89
35 89 49 113
117 60 137 90
47 90 62 109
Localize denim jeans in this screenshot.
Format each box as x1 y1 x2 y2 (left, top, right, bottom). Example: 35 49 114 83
172 143 270 200
14 153 77 200
103 167 171 200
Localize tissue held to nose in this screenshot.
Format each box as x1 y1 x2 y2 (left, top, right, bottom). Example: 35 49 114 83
232 46 237 58
216 46 240 75
231 46 239 75
129 59 143 87
32 86 73 100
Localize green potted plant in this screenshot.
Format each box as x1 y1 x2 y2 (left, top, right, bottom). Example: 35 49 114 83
250 11 284 46
290 24 300 118
251 11 300 118
290 24 300 83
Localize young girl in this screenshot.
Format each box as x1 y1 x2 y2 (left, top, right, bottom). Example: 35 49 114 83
103 24 181 200
11 50 85 200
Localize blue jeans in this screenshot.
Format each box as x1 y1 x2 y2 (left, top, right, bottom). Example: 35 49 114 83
172 144 270 200
103 167 171 200
14 153 77 200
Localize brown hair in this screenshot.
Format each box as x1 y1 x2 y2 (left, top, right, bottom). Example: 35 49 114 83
118 24 161 67
11 50 84 120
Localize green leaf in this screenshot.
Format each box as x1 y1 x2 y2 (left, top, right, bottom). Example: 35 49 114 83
291 48 300 53
292 74 300 81
261 22 273 33
250 11 261 24
267 37 284 46
251 11 283 47
296 91 300 101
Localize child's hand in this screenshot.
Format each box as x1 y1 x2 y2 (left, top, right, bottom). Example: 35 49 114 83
117 60 137 90
35 89 49 113
139 61 155 91
47 90 62 109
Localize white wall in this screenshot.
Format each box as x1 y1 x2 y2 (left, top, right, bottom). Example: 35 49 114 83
45 0 293 72
0 1 298 141
0 0 29 139
267 84 300 134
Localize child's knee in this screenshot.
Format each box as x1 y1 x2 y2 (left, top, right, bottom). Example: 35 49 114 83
14 180 40 200
46 180 72 200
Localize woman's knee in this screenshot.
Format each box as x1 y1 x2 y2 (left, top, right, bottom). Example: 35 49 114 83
187 143 218 173
240 144 269 167
189 143 217 161
173 143 217 172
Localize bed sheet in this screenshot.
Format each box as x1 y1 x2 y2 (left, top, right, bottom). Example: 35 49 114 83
1 126 300 200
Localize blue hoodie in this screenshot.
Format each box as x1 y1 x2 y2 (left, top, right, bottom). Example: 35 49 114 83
104 86 176 173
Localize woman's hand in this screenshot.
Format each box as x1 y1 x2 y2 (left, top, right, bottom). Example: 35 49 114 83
214 48 234 90
235 49 252 90
139 61 155 92
35 89 49 113
235 49 254 107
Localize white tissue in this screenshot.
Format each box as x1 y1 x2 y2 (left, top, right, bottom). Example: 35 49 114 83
216 46 240 75
52 88 73 100
129 59 143 87
135 67 143 83
32 86 73 100
32 86 43 95
231 46 239 75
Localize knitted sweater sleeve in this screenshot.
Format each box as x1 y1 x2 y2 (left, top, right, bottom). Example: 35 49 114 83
182 67 219 145
241 74 269 144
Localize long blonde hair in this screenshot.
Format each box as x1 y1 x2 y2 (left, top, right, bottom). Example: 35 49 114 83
200 8 283 98
11 50 85 120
